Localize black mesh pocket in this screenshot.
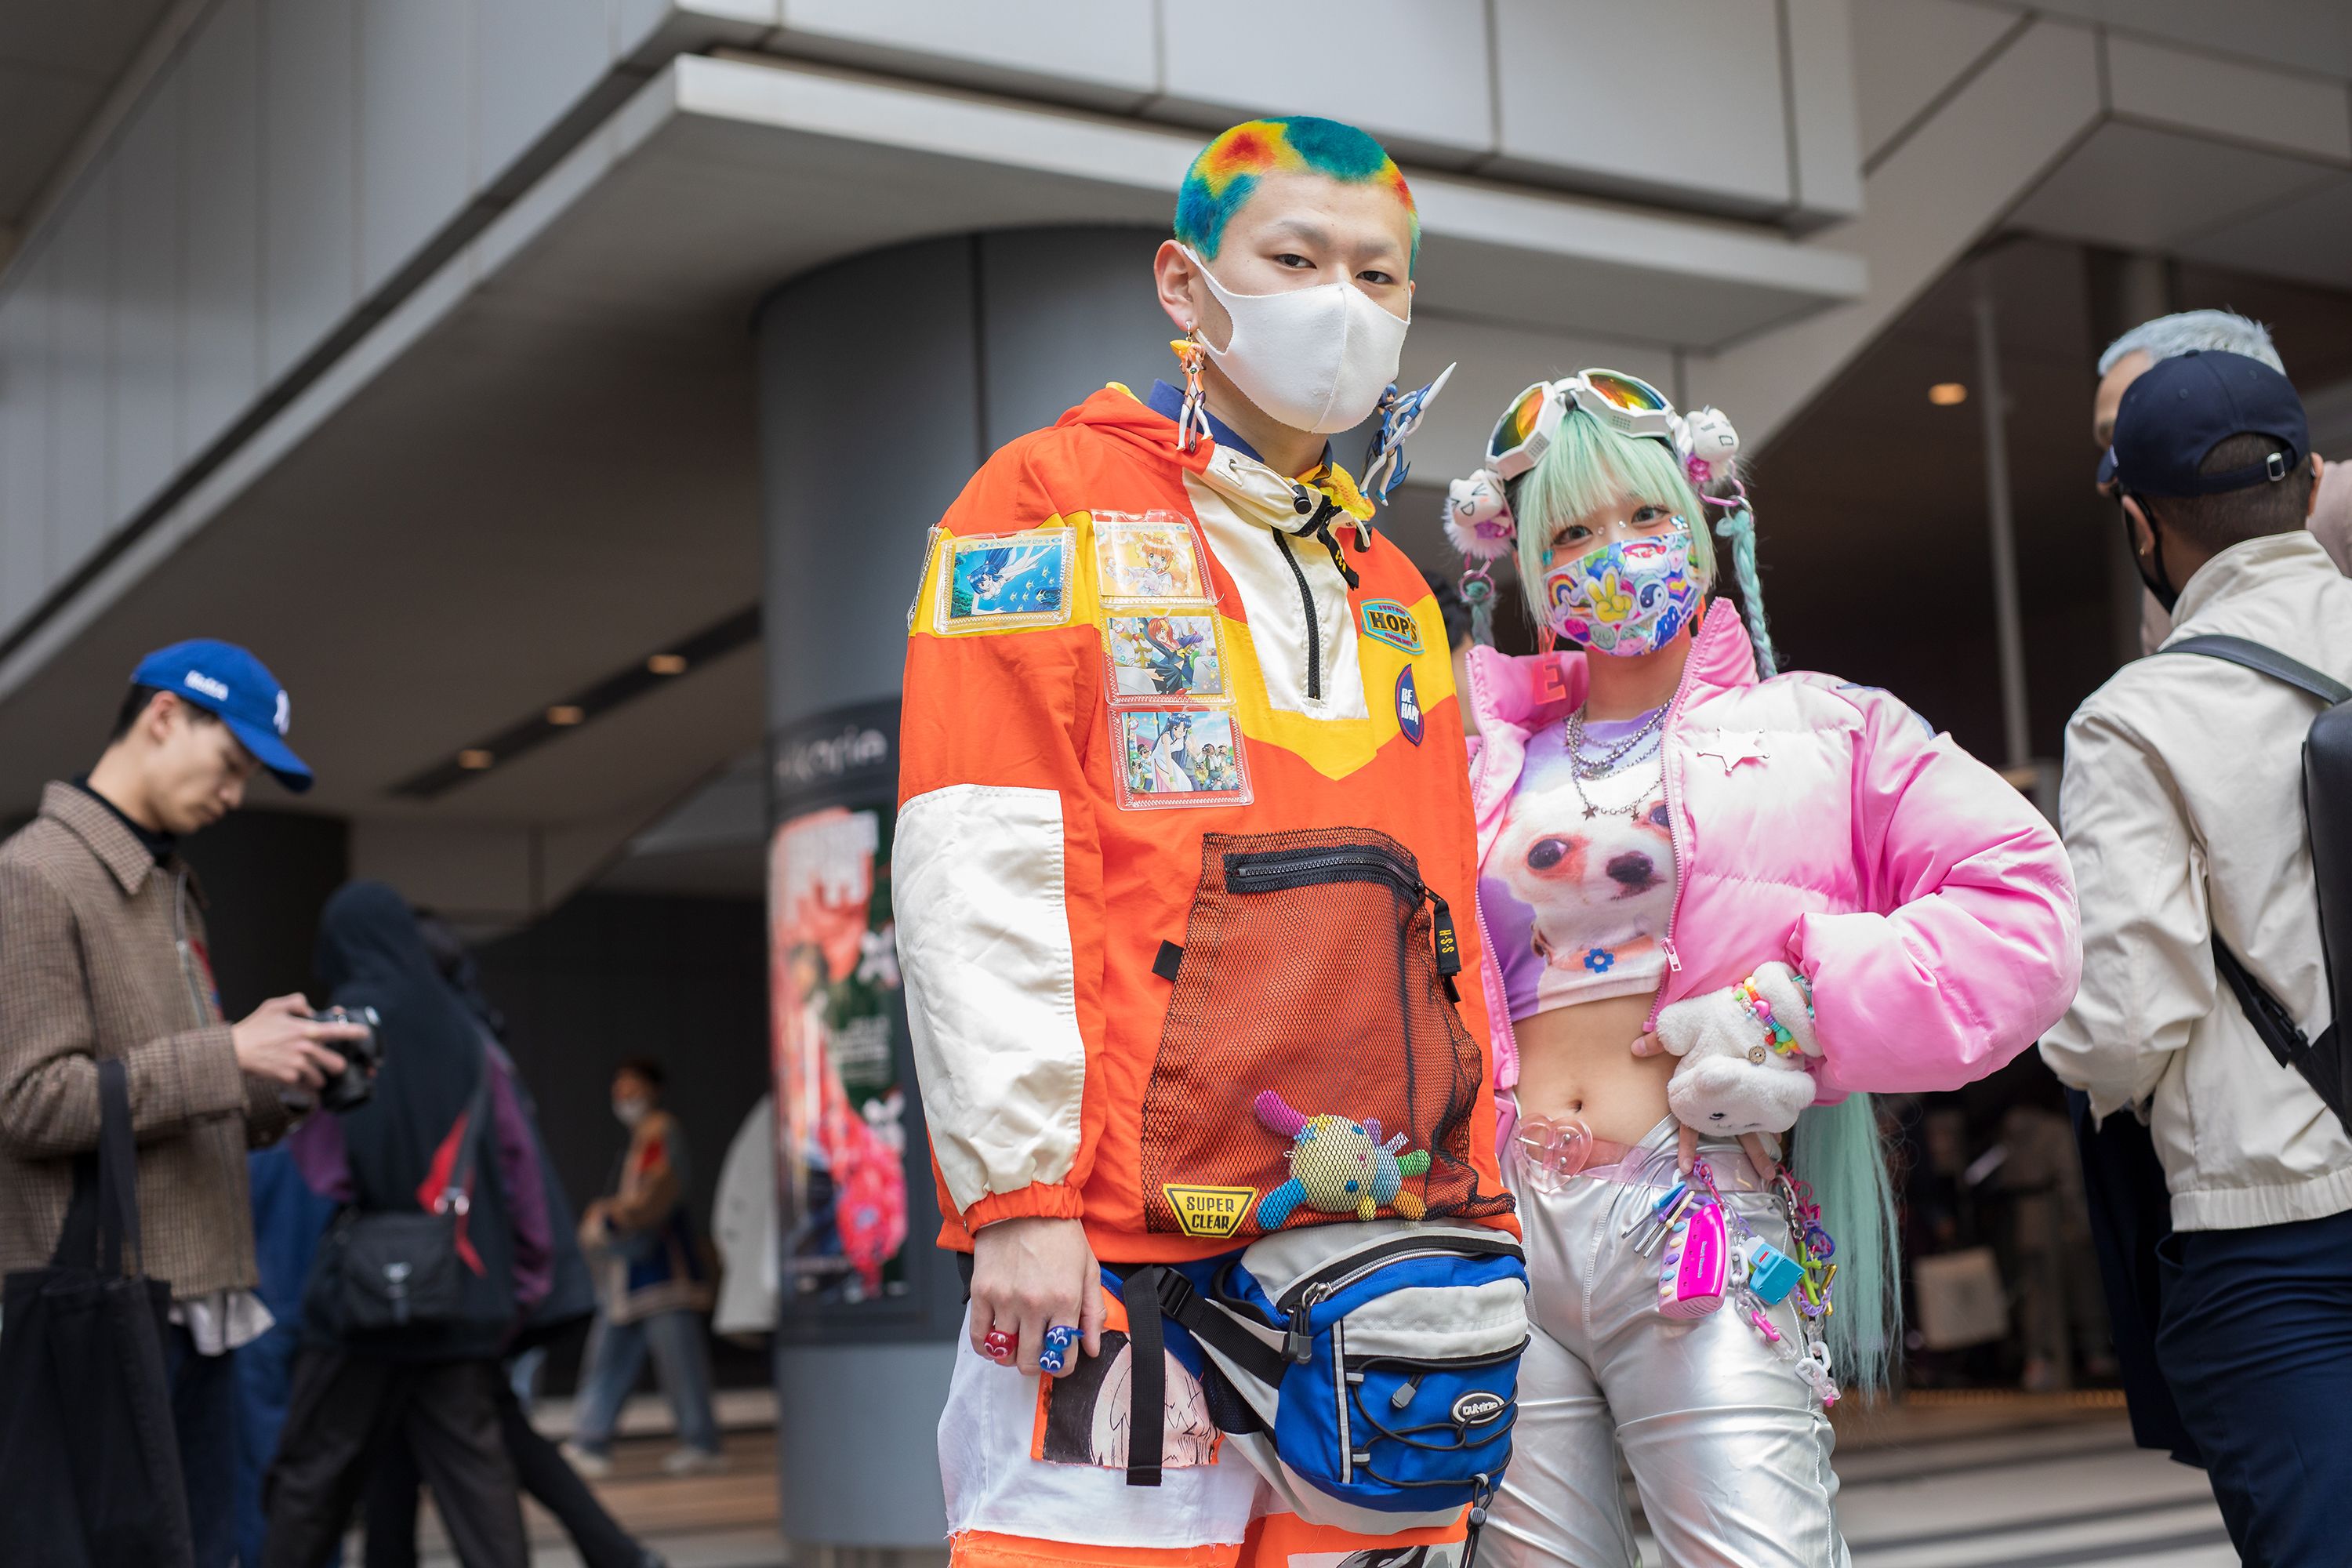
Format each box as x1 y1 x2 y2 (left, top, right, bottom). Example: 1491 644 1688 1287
1139 827 1512 1236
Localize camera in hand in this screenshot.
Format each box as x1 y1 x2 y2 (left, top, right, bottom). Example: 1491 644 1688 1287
314 1005 383 1112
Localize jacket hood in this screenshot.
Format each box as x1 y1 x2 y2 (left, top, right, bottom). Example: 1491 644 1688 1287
1059 385 1215 476
1062 385 1377 532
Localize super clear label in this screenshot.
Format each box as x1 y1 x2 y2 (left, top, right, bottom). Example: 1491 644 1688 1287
1162 1184 1258 1239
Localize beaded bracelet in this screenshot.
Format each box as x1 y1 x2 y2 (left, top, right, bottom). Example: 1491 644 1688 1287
1733 973 1806 1060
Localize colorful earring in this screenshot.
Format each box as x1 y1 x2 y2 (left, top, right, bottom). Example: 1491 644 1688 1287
1172 330 1210 453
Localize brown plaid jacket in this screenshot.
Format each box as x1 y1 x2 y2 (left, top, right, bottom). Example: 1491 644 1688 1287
0 782 292 1298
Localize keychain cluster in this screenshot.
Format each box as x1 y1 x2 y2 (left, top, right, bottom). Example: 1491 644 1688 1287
1625 1157 1842 1409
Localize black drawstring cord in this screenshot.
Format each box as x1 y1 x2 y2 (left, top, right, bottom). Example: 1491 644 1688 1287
1290 488 1360 590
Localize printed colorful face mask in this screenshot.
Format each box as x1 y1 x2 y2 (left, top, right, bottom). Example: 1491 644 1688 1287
1542 524 1700 656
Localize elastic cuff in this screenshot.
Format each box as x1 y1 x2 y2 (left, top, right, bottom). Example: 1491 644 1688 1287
964 1182 1085 1231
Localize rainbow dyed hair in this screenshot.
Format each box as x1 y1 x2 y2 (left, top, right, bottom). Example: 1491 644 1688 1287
1175 117 1419 274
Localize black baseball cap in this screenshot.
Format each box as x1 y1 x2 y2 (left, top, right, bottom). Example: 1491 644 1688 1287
2107 350 2308 499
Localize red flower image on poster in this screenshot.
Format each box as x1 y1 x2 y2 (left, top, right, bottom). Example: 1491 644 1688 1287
769 803 910 1304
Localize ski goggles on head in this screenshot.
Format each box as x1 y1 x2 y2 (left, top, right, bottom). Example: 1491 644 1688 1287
1485 368 1681 480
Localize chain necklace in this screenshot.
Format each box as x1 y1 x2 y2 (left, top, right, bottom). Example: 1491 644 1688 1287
1564 704 1667 820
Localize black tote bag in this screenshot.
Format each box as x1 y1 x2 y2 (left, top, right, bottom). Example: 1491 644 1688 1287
0 1058 195 1567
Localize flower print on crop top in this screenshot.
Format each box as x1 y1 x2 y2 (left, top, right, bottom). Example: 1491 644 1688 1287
1480 706 1678 1022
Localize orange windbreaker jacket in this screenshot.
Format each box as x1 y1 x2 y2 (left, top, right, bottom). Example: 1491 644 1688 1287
897 387 1513 1264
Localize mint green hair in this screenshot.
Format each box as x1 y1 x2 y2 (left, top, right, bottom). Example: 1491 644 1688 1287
1511 408 1716 615
1511 405 1784 677
1791 1094 1901 1390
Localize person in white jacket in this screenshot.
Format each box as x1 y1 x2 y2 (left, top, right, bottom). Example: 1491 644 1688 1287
710 1095 778 1340
2043 350 2352 1565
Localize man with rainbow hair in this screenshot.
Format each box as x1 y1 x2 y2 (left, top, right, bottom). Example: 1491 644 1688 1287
896 117 1519 1566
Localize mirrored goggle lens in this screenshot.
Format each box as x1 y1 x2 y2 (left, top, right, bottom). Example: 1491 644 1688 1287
1488 383 1553 460
1582 369 1671 416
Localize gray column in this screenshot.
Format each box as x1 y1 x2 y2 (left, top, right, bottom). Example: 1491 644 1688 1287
753 227 1172 1560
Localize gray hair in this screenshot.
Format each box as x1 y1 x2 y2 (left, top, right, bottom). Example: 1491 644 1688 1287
2099 310 2283 376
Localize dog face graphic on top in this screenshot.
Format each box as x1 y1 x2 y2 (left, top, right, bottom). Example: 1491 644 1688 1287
1490 765 1675 1004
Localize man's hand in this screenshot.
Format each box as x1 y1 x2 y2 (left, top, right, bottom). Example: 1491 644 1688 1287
232 993 362 1089
967 1215 1106 1376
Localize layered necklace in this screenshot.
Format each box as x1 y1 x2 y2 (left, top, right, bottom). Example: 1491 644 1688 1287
1564 704 1667 820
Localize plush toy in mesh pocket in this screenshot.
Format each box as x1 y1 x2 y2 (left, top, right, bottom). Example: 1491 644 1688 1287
1658 961 1821 1136
1253 1090 1432 1228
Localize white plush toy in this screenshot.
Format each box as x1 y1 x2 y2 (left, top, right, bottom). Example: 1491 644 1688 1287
1657 961 1820 1136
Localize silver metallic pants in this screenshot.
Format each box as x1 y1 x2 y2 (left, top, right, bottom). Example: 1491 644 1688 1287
1485 1121 1850 1568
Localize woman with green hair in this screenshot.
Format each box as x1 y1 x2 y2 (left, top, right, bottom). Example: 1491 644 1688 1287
1452 372 2080 1565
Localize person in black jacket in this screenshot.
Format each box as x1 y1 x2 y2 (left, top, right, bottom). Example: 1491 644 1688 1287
361 910 666 1568
261 883 550 1568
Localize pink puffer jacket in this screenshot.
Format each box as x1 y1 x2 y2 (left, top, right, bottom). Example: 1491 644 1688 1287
1467 602 2081 1105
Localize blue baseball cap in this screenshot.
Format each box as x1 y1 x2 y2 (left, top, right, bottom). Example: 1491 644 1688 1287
129 639 312 792
2108 350 2309 500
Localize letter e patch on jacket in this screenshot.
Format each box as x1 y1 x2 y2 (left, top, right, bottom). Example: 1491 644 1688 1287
1163 1184 1256 1239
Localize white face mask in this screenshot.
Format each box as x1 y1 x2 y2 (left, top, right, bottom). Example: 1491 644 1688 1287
613 1095 649 1129
1181 245 1410 436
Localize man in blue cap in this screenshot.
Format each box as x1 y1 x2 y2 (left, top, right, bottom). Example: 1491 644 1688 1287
2044 352 2352 1563
0 638 367 1568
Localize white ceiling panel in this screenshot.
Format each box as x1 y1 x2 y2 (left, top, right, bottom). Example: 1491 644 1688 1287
2009 120 2343 254
2175 175 2352 294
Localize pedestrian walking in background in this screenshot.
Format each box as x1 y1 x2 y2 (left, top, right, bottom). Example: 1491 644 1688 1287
361 908 665 1568
2043 351 2352 1563
564 1058 722 1478
0 640 364 1568
261 882 552 1568
2090 310 2351 654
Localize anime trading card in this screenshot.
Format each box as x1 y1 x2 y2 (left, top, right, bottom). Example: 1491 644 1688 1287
1094 513 1211 604
932 528 1076 633
1114 709 1251 809
1103 612 1229 704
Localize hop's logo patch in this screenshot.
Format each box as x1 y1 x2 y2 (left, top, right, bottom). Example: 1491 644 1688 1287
1163 1184 1256 1239
1359 599 1425 655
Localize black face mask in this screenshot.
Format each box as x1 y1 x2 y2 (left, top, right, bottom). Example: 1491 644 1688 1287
2122 494 2182 613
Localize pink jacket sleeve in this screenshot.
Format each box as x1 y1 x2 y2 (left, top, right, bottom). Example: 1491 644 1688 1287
1795 688 2082 1096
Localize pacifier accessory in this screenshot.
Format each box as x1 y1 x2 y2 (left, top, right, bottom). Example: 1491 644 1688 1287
1359 363 1455 506
1038 1324 1080 1377
1514 1111 1598 1194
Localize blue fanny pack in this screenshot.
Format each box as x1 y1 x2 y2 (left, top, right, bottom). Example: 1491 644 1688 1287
1124 1222 1529 1530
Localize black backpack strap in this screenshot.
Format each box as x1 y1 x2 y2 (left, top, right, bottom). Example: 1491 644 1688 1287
2164 635 2352 706
2164 634 2350 1117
